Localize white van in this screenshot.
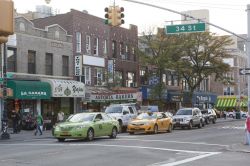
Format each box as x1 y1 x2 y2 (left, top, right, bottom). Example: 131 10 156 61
105 104 138 132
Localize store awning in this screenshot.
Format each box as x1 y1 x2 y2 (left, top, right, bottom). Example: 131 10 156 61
215 96 247 108
42 79 85 97
7 80 51 99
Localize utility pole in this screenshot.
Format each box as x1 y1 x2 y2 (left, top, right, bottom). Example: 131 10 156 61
247 5 250 116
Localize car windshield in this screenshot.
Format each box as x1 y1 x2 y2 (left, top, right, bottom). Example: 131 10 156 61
105 106 122 113
176 109 192 115
136 113 157 120
67 113 95 122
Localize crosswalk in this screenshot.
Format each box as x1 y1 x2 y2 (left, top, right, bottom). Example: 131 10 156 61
221 126 245 130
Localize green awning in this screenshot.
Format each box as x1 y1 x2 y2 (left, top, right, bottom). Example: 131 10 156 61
7 80 51 99
215 96 248 108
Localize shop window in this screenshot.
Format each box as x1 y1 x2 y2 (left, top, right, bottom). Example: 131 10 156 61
28 50 36 74
93 67 104 86
83 66 91 85
114 71 123 86
126 72 135 87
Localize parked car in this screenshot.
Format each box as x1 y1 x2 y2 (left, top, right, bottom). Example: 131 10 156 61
173 108 203 129
164 112 173 118
201 109 217 124
105 104 138 132
53 112 119 142
127 112 173 134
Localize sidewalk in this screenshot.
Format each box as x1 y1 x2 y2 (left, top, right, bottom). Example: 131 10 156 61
0 129 54 142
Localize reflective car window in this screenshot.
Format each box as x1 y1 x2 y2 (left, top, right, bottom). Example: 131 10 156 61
95 114 103 121
128 107 134 114
137 113 157 120
102 114 113 121
176 109 192 115
105 106 122 113
67 113 95 122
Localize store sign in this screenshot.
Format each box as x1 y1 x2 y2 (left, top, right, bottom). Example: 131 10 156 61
108 60 114 83
75 55 82 76
44 79 85 97
90 93 137 101
196 95 211 103
171 95 183 102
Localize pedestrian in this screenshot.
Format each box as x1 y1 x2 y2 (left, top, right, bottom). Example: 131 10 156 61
11 110 18 134
223 111 227 119
245 113 250 146
57 111 64 123
34 113 43 136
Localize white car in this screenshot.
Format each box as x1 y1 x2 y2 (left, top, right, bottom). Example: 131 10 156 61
105 104 138 132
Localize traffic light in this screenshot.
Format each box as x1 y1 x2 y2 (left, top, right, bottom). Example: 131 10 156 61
114 6 125 26
104 6 114 26
0 0 14 43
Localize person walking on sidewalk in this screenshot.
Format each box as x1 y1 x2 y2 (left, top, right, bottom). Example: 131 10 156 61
57 111 64 123
34 114 43 136
245 113 250 146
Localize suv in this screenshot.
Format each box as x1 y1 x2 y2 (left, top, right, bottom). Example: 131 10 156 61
105 104 138 132
173 108 203 129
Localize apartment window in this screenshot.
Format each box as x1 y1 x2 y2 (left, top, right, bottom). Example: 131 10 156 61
120 42 126 60
76 32 81 53
112 40 117 58
114 71 123 86
45 53 53 75
125 45 129 60
83 66 91 85
127 72 135 87
7 47 17 72
103 39 107 55
132 47 136 61
93 37 99 55
86 35 91 54
94 68 104 85
62 56 69 76
28 50 36 74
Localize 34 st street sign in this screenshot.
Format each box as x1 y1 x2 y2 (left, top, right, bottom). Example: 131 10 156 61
239 68 250 75
165 23 205 34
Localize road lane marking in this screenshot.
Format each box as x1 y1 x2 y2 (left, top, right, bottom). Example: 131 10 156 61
149 152 220 166
114 138 229 147
0 143 221 166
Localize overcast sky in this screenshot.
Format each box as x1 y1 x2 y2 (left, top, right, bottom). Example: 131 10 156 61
13 0 250 35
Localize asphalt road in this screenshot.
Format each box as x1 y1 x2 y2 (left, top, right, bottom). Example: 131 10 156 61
0 119 249 166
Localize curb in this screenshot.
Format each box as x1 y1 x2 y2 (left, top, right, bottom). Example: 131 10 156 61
227 143 250 153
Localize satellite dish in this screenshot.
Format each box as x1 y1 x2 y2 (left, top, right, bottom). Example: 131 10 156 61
45 0 51 4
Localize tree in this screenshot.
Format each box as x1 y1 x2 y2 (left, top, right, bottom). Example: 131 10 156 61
139 30 234 106
169 32 233 104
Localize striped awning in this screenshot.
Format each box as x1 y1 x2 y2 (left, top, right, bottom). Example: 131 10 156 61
215 96 247 108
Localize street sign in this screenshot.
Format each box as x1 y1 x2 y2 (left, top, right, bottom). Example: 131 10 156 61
239 68 250 75
165 23 205 34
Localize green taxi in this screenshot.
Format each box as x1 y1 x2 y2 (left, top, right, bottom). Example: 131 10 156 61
53 112 119 142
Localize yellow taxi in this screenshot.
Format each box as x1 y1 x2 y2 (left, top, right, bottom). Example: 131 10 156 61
127 112 173 134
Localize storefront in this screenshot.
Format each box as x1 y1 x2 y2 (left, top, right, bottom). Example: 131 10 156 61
6 80 51 122
84 86 140 112
215 95 247 111
41 79 85 124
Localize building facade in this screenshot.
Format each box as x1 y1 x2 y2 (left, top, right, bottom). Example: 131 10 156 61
32 9 140 111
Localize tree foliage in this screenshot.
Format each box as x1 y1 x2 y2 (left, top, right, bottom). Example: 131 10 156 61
139 30 234 104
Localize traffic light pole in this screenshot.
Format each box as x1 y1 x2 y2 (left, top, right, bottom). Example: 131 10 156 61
122 0 250 116
1 42 9 139
247 5 250 116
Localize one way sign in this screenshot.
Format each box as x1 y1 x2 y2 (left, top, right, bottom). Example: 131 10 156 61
239 68 250 75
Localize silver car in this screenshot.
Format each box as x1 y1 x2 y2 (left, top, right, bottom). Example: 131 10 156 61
173 108 203 129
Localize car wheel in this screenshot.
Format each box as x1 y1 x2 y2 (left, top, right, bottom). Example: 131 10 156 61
110 127 118 139
198 121 202 128
87 128 94 141
188 121 193 129
153 125 158 134
118 120 123 133
212 118 216 124
57 138 65 142
167 124 173 133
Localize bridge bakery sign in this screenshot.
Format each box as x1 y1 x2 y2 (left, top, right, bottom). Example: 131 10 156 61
90 93 137 102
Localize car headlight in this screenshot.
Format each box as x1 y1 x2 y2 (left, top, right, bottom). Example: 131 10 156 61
75 125 86 130
54 126 61 131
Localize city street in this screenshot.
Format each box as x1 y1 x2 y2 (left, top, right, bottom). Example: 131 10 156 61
0 119 249 166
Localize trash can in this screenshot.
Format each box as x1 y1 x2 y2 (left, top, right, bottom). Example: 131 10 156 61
235 112 241 119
